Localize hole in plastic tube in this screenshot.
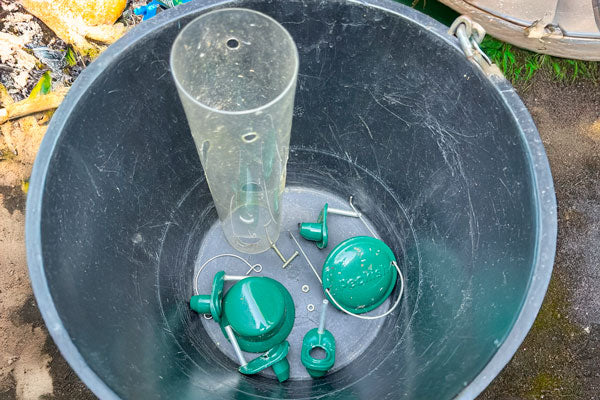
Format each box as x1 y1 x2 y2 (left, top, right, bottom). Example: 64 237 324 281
201 140 210 160
242 132 258 143
241 182 261 192
227 38 240 49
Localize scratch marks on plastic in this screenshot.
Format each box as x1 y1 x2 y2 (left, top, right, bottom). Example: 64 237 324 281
367 88 410 127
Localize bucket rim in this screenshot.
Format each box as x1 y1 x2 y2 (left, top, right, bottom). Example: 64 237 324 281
25 1 557 399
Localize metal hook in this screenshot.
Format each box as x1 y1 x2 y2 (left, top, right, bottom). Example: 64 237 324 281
349 196 379 239
194 253 262 295
246 264 263 275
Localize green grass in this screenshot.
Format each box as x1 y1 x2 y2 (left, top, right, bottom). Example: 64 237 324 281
398 0 600 85
65 47 77 67
28 71 52 99
394 0 459 26
480 37 600 85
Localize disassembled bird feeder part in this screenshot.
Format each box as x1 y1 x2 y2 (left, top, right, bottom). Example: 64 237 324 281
322 236 398 314
301 299 336 378
190 271 295 381
190 199 405 381
226 326 291 382
298 203 362 249
298 203 328 249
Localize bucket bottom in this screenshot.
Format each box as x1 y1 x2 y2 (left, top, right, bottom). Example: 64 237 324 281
195 188 392 379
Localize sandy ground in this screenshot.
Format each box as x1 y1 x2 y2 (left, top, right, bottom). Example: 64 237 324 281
0 3 134 399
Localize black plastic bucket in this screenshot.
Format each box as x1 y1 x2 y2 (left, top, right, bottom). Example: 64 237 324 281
26 0 557 399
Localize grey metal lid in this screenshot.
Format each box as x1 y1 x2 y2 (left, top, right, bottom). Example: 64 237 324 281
440 0 600 60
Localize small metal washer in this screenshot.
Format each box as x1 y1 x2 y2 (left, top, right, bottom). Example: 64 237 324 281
307 304 315 312
301 284 310 293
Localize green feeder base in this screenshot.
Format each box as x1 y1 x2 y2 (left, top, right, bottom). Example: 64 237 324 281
301 328 336 378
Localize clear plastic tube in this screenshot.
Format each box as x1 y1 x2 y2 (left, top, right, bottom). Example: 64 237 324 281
171 8 299 253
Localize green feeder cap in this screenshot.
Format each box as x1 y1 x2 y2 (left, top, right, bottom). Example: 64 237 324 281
322 236 397 314
220 277 295 353
301 328 336 378
239 341 291 382
190 270 225 322
298 203 328 249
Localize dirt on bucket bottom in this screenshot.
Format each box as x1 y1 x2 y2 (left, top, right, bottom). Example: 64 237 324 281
1 72 599 399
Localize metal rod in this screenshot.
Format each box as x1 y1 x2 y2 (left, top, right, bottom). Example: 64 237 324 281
265 227 288 263
271 243 287 262
282 251 299 269
349 196 379 239
327 207 361 218
288 231 322 284
194 254 261 296
224 275 247 281
225 325 247 366
318 299 329 334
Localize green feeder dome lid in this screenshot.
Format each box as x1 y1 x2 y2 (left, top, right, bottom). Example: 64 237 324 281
220 277 295 353
322 236 397 314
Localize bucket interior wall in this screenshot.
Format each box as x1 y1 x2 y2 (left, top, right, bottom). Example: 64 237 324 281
32 0 546 399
